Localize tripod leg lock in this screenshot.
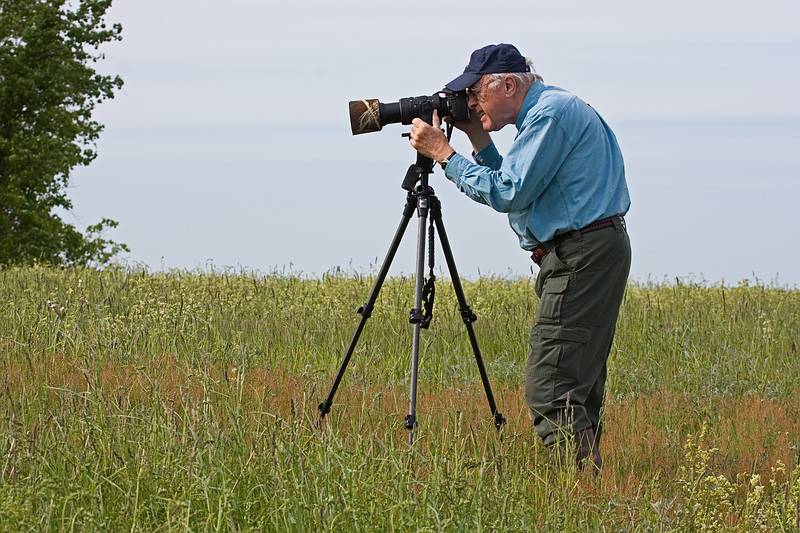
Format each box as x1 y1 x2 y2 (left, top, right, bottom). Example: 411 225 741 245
460 306 478 324
409 308 423 324
357 304 373 318
404 414 417 430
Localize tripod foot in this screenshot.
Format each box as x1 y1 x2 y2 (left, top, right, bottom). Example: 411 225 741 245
317 401 331 430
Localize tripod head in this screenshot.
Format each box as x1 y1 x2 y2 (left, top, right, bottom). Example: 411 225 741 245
402 153 434 191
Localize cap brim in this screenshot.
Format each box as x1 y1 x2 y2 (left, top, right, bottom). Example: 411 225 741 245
445 72 482 92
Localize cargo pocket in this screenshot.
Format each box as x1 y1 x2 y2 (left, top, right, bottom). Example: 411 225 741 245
525 326 559 413
535 323 590 368
538 324 591 343
525 325 590 393
525 324 591 438
535 275 570 324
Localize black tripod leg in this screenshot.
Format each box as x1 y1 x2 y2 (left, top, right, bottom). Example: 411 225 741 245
430 199 506 430
318 196 416 423
405 192 430 445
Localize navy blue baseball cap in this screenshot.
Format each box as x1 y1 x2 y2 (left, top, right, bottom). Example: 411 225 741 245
445 43 530 92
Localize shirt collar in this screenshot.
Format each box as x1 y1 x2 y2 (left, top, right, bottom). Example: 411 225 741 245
515 81 545 130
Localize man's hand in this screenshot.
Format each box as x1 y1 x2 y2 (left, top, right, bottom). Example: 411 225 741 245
409 110 454 162
447 110 484 138
447 111 491 154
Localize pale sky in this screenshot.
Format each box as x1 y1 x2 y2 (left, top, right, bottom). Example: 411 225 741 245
69 0 800 284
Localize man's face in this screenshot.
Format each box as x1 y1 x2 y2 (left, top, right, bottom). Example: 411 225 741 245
466 74 522 132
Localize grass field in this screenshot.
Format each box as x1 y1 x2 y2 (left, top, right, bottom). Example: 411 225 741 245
1 266 799 531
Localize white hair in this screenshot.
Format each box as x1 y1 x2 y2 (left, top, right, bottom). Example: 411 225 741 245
485 56 543 89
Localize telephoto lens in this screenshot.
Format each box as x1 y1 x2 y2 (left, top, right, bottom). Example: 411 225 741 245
348 91 469 135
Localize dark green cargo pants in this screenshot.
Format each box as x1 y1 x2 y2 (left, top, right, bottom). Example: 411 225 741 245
525 218 631 445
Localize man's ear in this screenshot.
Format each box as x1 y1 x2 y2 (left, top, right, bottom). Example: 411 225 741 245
504 75 517 97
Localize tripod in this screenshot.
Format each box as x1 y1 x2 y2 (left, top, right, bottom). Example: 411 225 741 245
318 150 506 444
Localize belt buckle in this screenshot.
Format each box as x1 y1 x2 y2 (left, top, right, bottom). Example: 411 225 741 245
531 246 548 265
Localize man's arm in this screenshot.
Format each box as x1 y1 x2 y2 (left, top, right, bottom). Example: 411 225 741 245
409 110 573 212
408 110 493 164
442 115 572 213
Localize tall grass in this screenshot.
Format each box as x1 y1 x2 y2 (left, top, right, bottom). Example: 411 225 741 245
1 266 799 530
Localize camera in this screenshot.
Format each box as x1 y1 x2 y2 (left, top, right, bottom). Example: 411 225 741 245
348 91 469 135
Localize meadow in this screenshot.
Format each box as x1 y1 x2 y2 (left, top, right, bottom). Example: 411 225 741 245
1 266 799 531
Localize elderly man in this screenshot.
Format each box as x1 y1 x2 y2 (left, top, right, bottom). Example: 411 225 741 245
409 43 631 470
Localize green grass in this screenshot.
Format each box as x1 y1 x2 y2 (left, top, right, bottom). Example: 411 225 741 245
1 266 799 531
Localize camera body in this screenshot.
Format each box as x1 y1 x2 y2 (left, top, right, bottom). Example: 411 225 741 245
349 91 469 135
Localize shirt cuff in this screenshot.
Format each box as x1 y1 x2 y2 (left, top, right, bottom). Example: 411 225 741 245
473 142 502 169
443 153 470 184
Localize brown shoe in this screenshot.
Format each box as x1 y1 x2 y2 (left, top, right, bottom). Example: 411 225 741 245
575 427 603 472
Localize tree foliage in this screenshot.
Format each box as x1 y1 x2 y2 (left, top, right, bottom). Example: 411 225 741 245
0 0 127 266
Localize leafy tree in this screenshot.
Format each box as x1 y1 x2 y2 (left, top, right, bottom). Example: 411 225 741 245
0 0 127 266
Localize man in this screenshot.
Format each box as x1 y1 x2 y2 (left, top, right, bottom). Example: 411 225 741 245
409 43 631 470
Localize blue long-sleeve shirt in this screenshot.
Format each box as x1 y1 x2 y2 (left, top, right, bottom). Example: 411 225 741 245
443 82 631 251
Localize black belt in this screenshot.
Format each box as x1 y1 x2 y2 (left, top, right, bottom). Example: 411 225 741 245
531 215 623 265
